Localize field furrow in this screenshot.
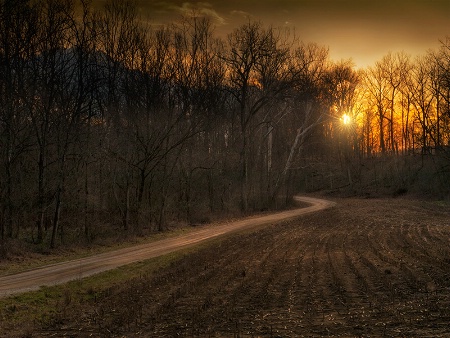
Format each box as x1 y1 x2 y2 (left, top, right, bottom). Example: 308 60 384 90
4 197 450 337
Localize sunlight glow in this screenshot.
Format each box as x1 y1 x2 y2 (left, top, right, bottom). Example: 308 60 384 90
342 113 351 125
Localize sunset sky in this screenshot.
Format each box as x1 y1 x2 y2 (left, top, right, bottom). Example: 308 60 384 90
118 0 450 68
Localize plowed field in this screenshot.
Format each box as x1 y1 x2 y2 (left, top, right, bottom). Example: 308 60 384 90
6 197 450 337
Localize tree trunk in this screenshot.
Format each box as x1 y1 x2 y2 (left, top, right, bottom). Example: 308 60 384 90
84 160 90 241
379 109 386 154
123 181 130 230
240 129 249 212
4 158 13 238
266 125 273 206
50 186 62 248
36 146 45 243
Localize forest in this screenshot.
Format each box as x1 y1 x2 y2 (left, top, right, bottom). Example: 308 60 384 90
0 0 449 251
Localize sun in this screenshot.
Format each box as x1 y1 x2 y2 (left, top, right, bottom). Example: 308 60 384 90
342 113 351 125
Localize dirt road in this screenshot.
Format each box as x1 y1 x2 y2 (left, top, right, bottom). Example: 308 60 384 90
0 196 335 298
2 196 450 337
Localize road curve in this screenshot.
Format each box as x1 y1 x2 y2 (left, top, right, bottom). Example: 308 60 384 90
0 196 335 298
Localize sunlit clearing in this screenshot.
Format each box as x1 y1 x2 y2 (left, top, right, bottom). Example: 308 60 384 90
342 113 351 125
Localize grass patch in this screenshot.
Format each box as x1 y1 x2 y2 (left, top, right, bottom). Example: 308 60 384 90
0 237 222 337
0 204 303 336
0 225 204 277
432 199 450 208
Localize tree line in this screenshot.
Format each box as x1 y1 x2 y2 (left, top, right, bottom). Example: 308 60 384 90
356 50 450 156
1 0 449 251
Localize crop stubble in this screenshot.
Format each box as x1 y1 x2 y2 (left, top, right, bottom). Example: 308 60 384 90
32 198 450 337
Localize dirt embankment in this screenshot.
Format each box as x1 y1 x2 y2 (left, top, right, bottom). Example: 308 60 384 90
3 197 450 337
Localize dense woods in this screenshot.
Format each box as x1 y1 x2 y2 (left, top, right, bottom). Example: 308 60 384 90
0 0 449 251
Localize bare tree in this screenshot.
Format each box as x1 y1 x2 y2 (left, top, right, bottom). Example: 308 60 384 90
363 63 390 154
0 0 38 242
379 52 411 154
224 22 301 210
321 59 360 186
270 42 329 200
429 41 450 149
408 55 440 154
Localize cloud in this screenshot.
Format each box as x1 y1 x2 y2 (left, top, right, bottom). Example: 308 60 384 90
171 2 227 25
230 10 252 18
228 10 255 27
134 0 448 66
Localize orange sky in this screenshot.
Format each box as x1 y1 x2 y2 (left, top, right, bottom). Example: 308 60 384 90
98 0 450 68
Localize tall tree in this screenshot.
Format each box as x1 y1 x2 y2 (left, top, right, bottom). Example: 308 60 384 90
0 0 38 242
379 52 411 153
224 22 297 210
363 62 390 153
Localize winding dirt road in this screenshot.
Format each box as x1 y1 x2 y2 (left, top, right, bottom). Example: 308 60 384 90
0 196 335 298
